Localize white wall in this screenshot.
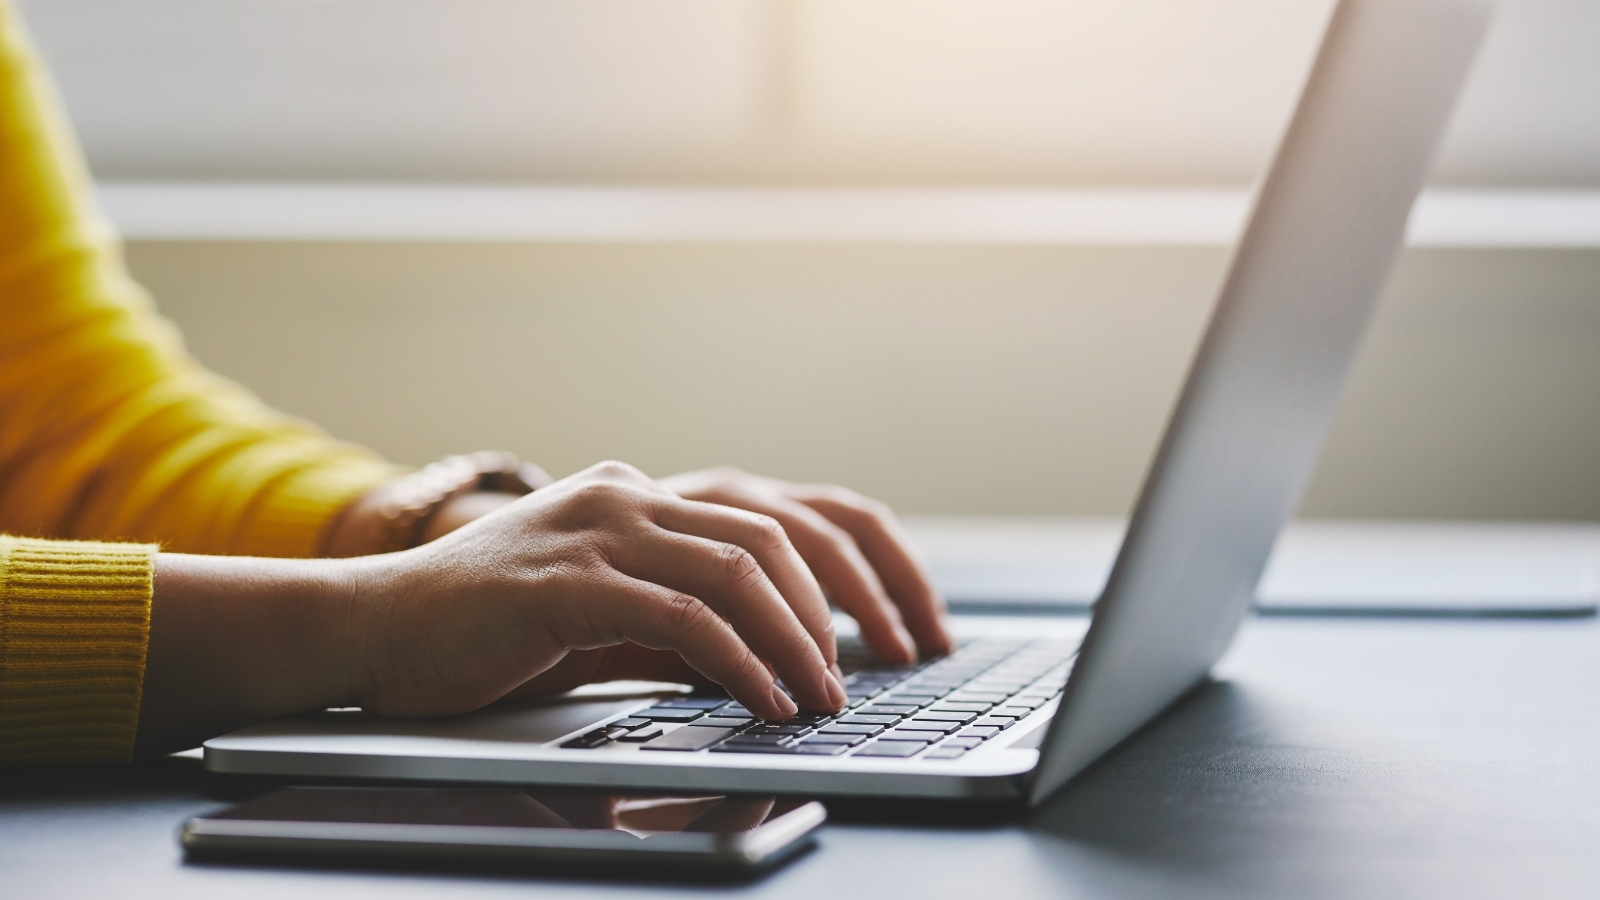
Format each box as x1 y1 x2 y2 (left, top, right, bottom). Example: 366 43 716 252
19 0 1600 186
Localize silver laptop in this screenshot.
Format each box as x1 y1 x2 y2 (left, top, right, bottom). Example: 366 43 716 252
204 0 1491 807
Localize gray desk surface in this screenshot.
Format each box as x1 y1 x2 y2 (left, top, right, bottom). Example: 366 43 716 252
4 617 1597 900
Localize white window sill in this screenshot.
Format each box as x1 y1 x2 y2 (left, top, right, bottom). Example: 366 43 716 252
95 183 1600 248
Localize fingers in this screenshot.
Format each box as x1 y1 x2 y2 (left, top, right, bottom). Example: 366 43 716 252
531 463 845 714
560 569 800 720
791 487 954 657
648 499 839 668
677 483 919 664
621 503 845 712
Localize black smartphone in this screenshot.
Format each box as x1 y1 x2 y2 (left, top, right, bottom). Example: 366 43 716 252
180 787 825 876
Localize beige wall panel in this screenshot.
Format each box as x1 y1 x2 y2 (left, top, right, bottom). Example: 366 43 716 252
124 242 1600 520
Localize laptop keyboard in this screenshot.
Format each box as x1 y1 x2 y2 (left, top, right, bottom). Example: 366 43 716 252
559 637 1077 761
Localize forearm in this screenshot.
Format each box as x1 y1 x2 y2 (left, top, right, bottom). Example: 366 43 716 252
137 490 521 754
136 553 367 755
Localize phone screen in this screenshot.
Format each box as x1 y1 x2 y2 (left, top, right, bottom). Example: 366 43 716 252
182 787 824 872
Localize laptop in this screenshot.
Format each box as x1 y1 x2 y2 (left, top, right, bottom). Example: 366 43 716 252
204 0 1492 807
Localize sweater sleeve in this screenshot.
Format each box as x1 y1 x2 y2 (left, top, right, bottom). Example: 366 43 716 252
0 535 154 765
0 1 405 556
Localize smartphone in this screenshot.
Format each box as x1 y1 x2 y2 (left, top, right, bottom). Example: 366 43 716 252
180 787 825 876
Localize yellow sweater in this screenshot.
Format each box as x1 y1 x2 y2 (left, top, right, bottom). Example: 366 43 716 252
0 2 401 764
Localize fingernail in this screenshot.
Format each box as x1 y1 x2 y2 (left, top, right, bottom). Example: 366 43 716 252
771 684 798 718
824 671 848 709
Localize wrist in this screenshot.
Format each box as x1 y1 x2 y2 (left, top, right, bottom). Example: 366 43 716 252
419 491 520 544
333 549 417 712
322 452 549 557
139 553 377 752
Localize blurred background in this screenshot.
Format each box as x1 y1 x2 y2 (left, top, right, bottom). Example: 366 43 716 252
19 0 1600 519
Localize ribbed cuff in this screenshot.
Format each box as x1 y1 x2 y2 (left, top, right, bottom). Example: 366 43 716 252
232 457 406 558
0 536 155 765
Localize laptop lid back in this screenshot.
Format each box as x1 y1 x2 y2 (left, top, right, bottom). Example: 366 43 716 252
1028 0 1492 805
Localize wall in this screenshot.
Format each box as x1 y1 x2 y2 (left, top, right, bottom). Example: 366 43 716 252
126 241 1600 520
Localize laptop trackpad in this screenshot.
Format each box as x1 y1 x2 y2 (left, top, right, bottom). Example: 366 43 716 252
209 689 674 748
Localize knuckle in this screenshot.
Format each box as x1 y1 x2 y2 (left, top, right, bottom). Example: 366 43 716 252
716 543 767 590
744 513 788 549
590 460 648 483
570 538 616 575
571 478 642 513
731 647 767 685
665 592 716 635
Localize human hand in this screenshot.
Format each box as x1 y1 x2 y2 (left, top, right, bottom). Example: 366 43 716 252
347 462 849 721
658 467 953 664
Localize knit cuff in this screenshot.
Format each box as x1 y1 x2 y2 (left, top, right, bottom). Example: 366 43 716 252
0 536 155 765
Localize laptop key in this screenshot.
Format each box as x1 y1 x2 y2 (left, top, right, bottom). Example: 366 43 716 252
799 733 866 746
947 692 1011 704
879 695 939 707
560 729 612 749
699 716 756 728
638 726 737 751
722 733 791 746
957 726 1001 740
894 719 962 734
859 705 919 717
710 744 792 754
913 711 978 724
932 702 992 713
839 714 901 726
903 680 949 689
787 742 849 756
973 717 1019 730
820 723 885 737
880 730 940 743
923 747 970 760
746 723 809 735
971 681 1028 693
853 741 924 758
615 726 663 743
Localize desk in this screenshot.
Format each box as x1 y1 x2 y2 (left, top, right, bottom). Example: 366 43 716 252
3 616 1595 900
904 517 1600 616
